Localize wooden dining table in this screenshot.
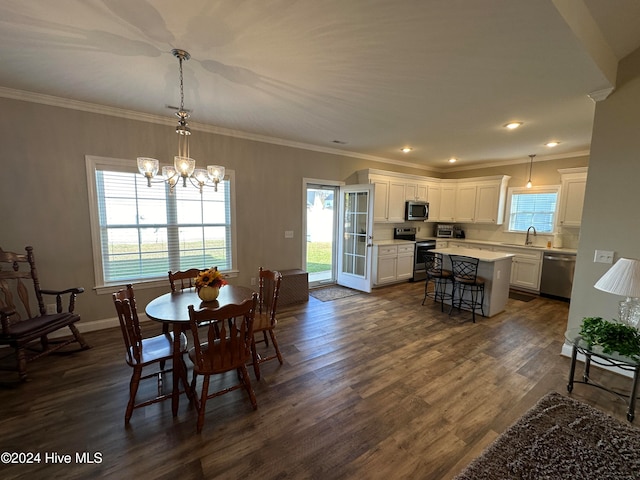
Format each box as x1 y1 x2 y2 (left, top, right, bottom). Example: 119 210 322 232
144 285 257 415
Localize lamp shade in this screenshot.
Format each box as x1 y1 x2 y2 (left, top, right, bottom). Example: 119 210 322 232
594 258 640 298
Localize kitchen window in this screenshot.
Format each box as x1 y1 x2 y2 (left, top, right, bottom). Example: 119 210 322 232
505 186 559 233
86 156 236 291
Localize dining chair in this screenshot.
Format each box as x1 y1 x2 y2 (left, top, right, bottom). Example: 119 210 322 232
112 284 189 424
168 268 207 293
251 268 284 380
162 267 207 341
449 255 485 323
421 251 453 312
187 293 258 433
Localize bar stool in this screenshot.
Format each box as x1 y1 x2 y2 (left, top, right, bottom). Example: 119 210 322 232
422 252 453 312
449 255 485 323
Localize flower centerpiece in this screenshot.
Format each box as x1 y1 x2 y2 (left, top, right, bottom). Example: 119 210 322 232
195 267 227 301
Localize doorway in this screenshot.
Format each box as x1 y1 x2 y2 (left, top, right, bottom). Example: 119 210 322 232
304 182 340 288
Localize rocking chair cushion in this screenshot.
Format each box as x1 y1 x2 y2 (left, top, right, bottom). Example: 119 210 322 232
0 312 81 341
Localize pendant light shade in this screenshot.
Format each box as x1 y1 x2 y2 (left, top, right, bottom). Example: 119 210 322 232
526 154 535 188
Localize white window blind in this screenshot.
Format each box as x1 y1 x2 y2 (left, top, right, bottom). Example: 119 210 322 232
87 156 234 286
507 187 558 233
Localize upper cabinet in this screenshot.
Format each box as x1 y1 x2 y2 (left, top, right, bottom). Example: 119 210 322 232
357 169 510 225
405 182 428 202
557 167 588 227
366 174 406 223
453 176 511 224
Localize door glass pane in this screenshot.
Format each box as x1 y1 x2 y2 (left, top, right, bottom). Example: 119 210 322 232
342 191 368 277
306 185 336 284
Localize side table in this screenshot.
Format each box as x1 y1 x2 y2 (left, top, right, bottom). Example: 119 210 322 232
565 328 640 421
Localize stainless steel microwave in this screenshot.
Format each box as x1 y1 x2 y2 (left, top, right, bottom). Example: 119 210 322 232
405 201 429 221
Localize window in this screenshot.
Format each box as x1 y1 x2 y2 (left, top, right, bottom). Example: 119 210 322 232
505 186 559 233
86 156 236 289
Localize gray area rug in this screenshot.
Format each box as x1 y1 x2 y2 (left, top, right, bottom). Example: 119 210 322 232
309 286 361 302
455 391 640 479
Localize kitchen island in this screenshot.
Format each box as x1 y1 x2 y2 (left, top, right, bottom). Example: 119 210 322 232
431 247 514 317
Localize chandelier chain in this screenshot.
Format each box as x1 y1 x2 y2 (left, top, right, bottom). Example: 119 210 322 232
178 55 185 113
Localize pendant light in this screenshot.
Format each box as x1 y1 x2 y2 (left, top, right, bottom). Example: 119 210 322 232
137 49 225 193
526 154 535 188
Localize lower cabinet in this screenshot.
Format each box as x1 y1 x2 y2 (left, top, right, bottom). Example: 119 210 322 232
373 244 415 286
489 245 542 291
510 254 542 291
396 244 415 281
447 242 543 292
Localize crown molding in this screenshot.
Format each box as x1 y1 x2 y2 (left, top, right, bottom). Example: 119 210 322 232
0 86 441 173
0 86 587 174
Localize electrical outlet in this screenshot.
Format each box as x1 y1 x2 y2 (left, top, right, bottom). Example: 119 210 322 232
594 249 614 264
250 277 256 286
284 230 294 238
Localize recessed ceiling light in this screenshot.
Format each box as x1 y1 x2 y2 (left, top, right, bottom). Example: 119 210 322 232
448 158 457 163
401 147 413 153
545 141 560 147
504 122 523 130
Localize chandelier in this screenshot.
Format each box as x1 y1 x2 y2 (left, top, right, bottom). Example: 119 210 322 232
137 49 225 193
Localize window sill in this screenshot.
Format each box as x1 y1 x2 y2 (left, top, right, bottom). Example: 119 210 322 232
93 269 239 295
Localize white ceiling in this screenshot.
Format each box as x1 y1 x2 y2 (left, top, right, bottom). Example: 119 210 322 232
1 0 640 172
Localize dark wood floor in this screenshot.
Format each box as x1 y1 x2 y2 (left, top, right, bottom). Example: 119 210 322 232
0 281 635 479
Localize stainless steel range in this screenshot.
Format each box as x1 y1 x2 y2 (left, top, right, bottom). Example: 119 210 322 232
393 228 436 282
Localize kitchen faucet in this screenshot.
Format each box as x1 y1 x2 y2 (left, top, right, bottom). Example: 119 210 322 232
525 226 537 246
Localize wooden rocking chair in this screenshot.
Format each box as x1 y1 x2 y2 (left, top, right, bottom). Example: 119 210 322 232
0 246 90 381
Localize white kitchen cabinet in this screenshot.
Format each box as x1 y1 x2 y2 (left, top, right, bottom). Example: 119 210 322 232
355 169 509 225
475 182 503 223
396 244 415 280
373 245 397 285
510 255 542 291
493 245 543 291
361 173 406 223
388 181 407 223
425 183 441 221
557 168 588 227
371 178 389 223
373 243 415 285
455 184 477 222
454 177 510 224
406 182 428 202
438 184 457 222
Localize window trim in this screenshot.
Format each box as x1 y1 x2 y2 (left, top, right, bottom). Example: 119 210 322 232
85 155 238 294
504 184 561 234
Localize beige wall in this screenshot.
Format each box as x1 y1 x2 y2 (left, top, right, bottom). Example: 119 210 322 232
442 156 589 185
0 94 591 328
0 97 428 324
567 46 640 330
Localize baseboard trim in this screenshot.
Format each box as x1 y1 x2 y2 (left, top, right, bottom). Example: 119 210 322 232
47 313 151 339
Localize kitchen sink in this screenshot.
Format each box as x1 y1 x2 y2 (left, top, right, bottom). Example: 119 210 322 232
500 243 544 248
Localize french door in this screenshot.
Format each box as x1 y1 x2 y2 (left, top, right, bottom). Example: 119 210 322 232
337 184 374 293
305 183 339 287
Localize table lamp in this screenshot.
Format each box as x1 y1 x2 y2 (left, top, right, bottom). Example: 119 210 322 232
594 257 640 328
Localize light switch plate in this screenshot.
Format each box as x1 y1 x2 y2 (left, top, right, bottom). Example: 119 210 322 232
594 249 614 264
284 230 294 238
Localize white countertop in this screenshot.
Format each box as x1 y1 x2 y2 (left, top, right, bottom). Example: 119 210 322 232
374 239 416 246
432 247 515 263
417 237 577 254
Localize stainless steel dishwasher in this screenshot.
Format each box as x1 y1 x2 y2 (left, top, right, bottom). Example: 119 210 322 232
540 252 576 300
